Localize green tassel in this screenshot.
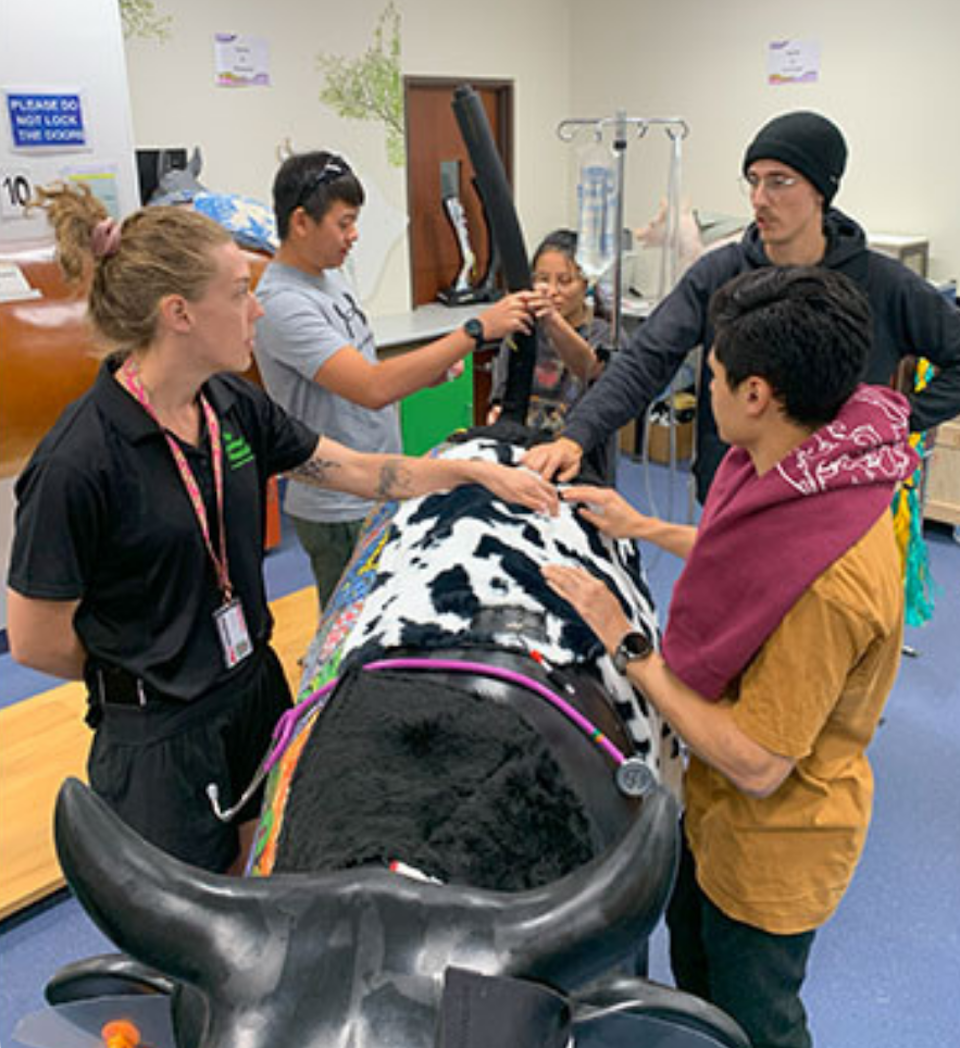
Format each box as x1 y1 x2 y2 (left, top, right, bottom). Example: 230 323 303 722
898 484 939 627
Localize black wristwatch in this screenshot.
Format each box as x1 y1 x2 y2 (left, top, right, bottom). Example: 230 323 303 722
463 317 485 347
613 630 654 674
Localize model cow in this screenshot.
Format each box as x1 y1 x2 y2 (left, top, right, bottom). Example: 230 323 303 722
49 434 746 1048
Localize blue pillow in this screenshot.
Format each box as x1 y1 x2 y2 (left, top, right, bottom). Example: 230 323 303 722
192 192 278 254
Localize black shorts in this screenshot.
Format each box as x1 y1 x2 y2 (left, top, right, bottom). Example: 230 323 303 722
87 646 292 873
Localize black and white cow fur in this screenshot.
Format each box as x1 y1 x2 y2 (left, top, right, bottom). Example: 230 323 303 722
313 437 681 794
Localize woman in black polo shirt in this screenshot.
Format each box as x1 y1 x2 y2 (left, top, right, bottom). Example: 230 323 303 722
6 183 554 873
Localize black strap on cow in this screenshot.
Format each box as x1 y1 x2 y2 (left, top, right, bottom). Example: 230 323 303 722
436 967 571 1048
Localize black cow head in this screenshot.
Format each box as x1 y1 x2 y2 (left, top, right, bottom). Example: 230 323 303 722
55 777 678 1048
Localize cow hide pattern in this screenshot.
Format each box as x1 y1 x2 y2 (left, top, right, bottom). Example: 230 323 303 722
332 438 681 791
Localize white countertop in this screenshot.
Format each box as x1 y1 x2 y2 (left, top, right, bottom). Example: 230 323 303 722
370 303 479 348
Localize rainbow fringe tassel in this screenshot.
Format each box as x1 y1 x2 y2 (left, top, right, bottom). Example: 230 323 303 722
891 360 940 627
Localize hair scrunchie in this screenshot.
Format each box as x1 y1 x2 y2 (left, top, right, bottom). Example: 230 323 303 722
90 218 122 259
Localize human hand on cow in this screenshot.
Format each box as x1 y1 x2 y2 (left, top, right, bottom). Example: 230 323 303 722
564 485 698 560
476 291 537 342
541 563 630 656
470 460 559 516
560 485 651 539
522 436 583 482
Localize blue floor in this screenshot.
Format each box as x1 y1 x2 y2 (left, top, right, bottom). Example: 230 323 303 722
2 457 959 1047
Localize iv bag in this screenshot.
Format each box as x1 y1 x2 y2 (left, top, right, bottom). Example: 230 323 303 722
575 142 617 282
657 130 685 299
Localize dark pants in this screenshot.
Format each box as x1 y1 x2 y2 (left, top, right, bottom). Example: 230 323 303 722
291 515 363 612
666 832 816 1048
88 646 292 873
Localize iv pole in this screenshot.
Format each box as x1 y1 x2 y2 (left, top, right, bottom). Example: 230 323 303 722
557 111 689 350
558 111 693 534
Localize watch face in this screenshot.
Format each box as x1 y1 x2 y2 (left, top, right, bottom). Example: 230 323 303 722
464 318 484 344
625 632 652 657
614 631 653 673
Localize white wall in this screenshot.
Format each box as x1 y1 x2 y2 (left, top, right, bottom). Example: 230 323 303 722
0 0 139 629
0 0 139 247
123 0 576 315
570 0 960 282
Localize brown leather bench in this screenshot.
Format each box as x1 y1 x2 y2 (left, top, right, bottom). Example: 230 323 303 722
1 245 271 479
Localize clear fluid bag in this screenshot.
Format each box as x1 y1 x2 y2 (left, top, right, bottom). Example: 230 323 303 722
575 141 617 282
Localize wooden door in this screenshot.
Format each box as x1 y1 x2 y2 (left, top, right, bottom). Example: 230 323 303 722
404 78 513 309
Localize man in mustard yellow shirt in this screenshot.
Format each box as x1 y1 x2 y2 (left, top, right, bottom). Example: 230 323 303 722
543 266 918 1048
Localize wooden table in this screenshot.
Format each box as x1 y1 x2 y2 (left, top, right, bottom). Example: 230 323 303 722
0 585 316 919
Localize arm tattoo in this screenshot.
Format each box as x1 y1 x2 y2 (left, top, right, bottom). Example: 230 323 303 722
290 456 342 488
376 459 416 499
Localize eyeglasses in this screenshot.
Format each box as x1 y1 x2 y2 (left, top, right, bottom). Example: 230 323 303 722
294 156 351 210
533 271 580 289
739 172 800 197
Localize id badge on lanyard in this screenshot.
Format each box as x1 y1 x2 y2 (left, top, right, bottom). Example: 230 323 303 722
119 359 254 671
214 598 253 669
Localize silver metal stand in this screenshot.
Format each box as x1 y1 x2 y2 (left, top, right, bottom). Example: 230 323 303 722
557 111 688 349
559 111 694 535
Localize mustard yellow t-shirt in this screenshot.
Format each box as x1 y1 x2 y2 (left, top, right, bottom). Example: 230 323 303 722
684 512 904 935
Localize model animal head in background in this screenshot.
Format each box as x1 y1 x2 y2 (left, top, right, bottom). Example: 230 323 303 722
635 198 747 277
149 146 206 206
147 145 278 254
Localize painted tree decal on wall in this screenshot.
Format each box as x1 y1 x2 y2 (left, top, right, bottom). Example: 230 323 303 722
119 0 172 42
316 3 405 167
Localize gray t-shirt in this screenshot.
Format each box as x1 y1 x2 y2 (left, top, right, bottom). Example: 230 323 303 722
255 262 402 522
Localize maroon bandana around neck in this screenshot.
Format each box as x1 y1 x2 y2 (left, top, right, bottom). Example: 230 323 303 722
661 385 919 701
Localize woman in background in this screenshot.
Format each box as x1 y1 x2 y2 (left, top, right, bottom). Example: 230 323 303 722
488 229 617 479
488 229 610 432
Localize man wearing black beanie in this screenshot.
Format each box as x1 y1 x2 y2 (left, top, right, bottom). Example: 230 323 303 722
742 110 847 207
525 109 960 504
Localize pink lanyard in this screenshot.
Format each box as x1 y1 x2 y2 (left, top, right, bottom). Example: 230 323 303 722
119 359 233 602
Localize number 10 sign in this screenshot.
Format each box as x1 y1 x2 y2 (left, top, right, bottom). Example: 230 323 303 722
0 170 35 221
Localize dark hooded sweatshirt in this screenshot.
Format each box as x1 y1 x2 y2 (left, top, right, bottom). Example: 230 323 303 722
563 209 960 501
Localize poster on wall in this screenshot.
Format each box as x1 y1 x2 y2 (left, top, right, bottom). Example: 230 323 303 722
214 33 271 87
64 164 121 218
3 88 90 151
767 40 820 86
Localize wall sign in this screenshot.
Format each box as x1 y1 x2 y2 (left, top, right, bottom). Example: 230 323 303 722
5 90 87 150
0 169 34 220
64 165 121 218
213 34 271 87
767 40 821 86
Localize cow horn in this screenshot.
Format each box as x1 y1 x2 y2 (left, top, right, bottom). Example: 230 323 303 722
54 778 268 986
494 786 680 985
57 777 678 1003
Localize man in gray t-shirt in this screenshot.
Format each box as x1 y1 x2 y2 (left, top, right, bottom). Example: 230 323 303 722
257 264 401 527
255 151 537 610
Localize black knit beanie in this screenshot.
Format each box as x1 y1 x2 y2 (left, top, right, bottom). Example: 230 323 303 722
742 111 847 206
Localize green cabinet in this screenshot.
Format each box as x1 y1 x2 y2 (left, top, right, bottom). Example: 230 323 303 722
399 357 474 455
